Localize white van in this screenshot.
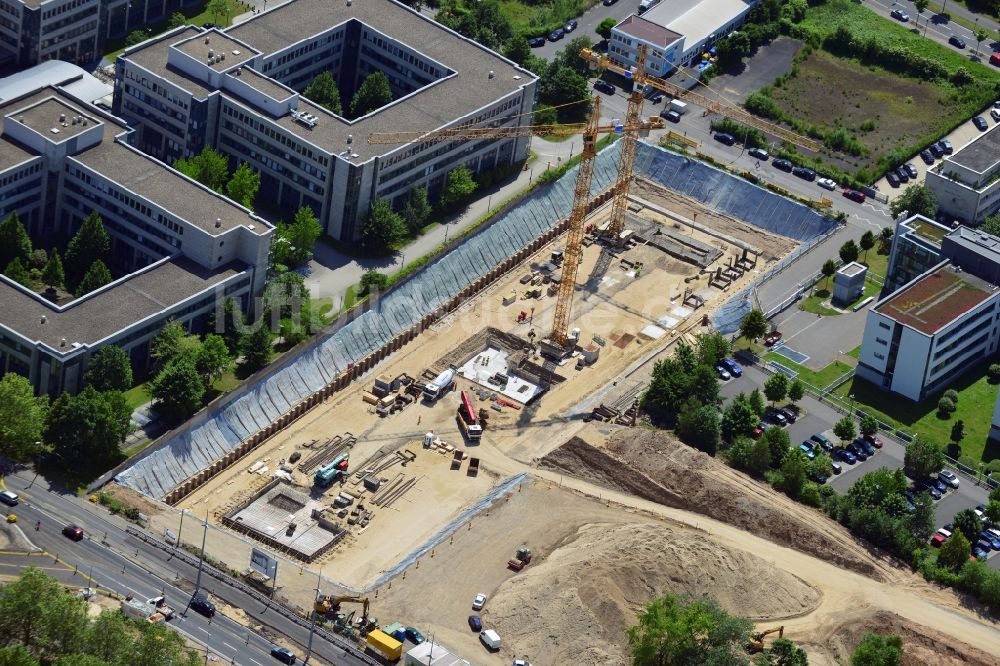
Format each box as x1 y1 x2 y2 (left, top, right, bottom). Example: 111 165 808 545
638 0 661 13
479 629 502 651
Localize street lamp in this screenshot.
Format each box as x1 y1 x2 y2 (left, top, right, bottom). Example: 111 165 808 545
304 569 322 664
849 393 856 416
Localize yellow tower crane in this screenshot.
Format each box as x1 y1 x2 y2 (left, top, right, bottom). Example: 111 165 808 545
368 95 663 351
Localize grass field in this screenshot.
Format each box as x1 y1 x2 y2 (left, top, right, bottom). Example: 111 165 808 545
799 248 887 315
497 0 596 36
104 0 244 61
835 371 1000 464
123 383 150 411
765 353 855 389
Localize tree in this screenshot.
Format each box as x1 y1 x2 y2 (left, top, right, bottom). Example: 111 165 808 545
41 249 65 290
838 239 859 265
0 567 88 662
172 146 230 192
596 17 618 40
860 414 878 437
45 387 131 469
215 297 245 355
75 259 112 296
675 398 721 455
262 272 309 321
696 332 731 367
975 28 990 57
361 197 407 251
765 638 809 666
351 71 392 117
749 388 766 417
627 593 753 666
821 259 836 290
748 436 772 476
533 104 558 126
359 270 390 296
225 162 260 210
850 633 902 666
889 184 937 219
740 308 768 343
84 346 133 392
241 323 274 372
285 206 323 264
207 0 229 24
4 258 32 288
788 379 804 404
125 30 149 47
555 37 595 77
688 364 721 407
777 450 807 499
28 249 47 270
937 396 955 415
401 186 432 234
168 11 186 29
904 438 943 479
990 363 1000 383
502 37 531 66
908 490 935 542
762 426 791 467
439 165 478 210
148 353 204 422
913 0 929 28
302 71 343 115
715 31 752 71
984 500 1000 525
0 211 31 269
938 531 971 570
878 226 894 253
952 508 983 543
833 416 856 443
63 210 111 291
150 320 188 368
0 374 48 462
721 393 759 440
859 230 875 263
538 64 589 122
763 372 789 405
194 334 232 387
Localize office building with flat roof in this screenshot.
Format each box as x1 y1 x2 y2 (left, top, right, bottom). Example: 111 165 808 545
0 80 272 396
925 125 1000 225
609 0 758 76
884 214 949 292
113 0 538 242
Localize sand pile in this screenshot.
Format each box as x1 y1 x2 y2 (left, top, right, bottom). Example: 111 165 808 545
487 522 821 666
540 428 893 580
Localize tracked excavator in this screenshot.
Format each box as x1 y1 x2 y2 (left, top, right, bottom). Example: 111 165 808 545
748 626 784 653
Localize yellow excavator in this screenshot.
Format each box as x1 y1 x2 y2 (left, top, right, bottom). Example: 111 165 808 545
314 594 370 619
748 626 784 653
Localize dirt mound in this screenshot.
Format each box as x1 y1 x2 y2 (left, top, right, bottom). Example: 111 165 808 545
488 522 821 666
806 609 1000 666
539 428 894 581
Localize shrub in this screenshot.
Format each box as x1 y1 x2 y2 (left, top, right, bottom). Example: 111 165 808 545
988 363 1000 384
937 396 955 415
943 389 959 404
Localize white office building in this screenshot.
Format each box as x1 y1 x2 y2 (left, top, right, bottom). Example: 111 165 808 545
925 124 1000 225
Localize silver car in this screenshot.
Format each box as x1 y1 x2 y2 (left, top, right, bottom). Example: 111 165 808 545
937 469 960 489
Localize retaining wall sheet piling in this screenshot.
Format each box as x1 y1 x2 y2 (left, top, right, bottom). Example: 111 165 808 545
115 142 836 499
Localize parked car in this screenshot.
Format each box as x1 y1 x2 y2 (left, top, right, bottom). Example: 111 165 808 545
748 147 769 160
772 158 793 172
62 524 84 541
913 480 942 500
528 36 545 47
792 166 816 181
593 80 615 95
807 469 828 484
564 19 578 32
846 441 868 461
926 477 947 494
992 108 1000 123
927 143 943 159
855 438 875 456
472 593 487 610
810 433 833 451
714 364 731 380
714 132 736 146
886 171 901 187
721 358 743 377
480 629 502 651
798 442 817 460
893 166 909 183
949 35 967 49
863 433 883 448
980 532 1000 550
830 461 842 475
0 491 18 506
468 615 482 631
890 9 909 21
766 408 787 426
992 52 1000 67
939 138 953 154
664 110 682 123
764 330 783 345
835 448 857 464
270 647 297 665
648 92 664 104
405 627 426 644
843 189 866 203
937 469 960 489
973 545 990 559
973 116 989 131
919 149 935 164
603 0 618 5
974 504 988 522
817 177 837 191
778 406 797 423
904 163 919 178
930 533 948 547
548 28 565 41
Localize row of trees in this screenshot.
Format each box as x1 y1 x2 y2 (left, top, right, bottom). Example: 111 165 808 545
173 147 261 211
302 71 394 119
0 567 202 666
627 591 902 665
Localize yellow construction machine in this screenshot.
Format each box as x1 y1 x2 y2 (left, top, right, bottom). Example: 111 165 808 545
315 594 370 619
748 626 784 653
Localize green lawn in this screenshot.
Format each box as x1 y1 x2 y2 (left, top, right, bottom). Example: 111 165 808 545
799 249 887 316
123 383 150 411
835 371 1000 464
764 354 854 390
104 0 244 61
496 0 596 36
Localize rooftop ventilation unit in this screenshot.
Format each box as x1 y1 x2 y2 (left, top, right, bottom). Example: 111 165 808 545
208 56 215 65
60 338 67 347
59 113 65 123
291 109 318 128
215 218 222 228
205 36 210 44
208 48 214 58
40 315 46 325
488 70 495 79
346 134 353 144
219 53 225 61
232 49 241 56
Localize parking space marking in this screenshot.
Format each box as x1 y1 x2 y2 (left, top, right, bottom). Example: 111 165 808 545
772 344 810 365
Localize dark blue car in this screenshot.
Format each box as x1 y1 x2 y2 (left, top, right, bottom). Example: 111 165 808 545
468 615 482 631
721 357 743 377
981 532 1000 550
836 448 857 464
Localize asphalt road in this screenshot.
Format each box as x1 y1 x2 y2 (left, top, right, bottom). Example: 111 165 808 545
720 365 1000 569
0 473 372 666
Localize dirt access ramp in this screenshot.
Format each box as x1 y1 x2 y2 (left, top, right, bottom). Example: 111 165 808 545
539 427 896 581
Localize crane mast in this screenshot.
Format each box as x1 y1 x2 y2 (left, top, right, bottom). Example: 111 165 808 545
604 45 648 244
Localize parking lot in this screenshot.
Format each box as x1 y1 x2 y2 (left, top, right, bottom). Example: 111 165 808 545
720 364 1000 568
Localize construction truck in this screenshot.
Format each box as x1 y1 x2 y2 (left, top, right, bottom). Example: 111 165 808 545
508 547 533 572
121 596 175 624
456 390 483 443
315 594 370 620
422 367 456 401
365 628 402 662
748 626 784 653
313 453 349 487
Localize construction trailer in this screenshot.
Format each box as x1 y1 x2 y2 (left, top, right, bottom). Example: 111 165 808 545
404 641 472 666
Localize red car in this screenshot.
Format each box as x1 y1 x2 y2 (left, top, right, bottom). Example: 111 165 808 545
62 525 84 541
842 189 865 203
863 433 883 448
930 534 947 547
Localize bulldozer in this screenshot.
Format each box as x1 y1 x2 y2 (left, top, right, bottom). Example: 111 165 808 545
748 626 784 653
315 594 370 621
507 546 533 572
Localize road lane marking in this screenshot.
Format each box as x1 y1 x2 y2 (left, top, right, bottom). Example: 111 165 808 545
223 642 236 651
